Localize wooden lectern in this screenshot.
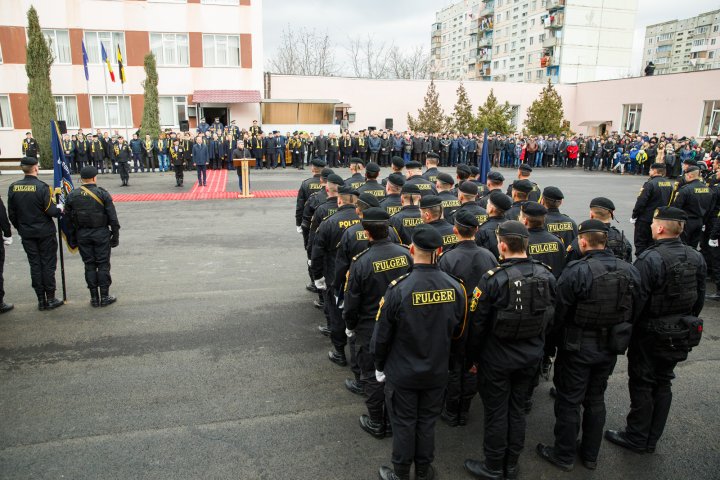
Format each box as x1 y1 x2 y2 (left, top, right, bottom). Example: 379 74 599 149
233 157 254 198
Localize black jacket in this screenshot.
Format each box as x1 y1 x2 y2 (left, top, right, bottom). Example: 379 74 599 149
527 227 567 278
476 216 505 260
389 205 422 245
545 209 578 247
8 176 60 239
632 175 677 223
295 175 322 227
310 204 360 285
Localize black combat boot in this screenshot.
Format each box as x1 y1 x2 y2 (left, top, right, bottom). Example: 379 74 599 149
90 288 100 308
0 302 13 314
359 414 386 439
378 463 410 480
37 293 47 311
100 287 117 307
464 459 503 479
328 350 347 367
440 401 460 427
45 292 63 310
415 463 435 480
459 398 473 426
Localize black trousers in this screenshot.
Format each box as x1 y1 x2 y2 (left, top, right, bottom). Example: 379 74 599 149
21 235 57 298
445 357 477 415
358 339 385 421
324 289 347 351
0 244 5 303
77 228 112 289
327 150 339 168
118 162 130 183
624 331 678 449
552 342 617 463
633 220 653 257
681 219 702 249
479 361 536 467
385 381 445 467
175 165 184 184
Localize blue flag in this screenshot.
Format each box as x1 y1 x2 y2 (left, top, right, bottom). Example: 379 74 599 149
51 121 78 251
81 40 89 81
478 128 491 184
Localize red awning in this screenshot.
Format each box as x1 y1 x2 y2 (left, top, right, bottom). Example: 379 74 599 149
192 90 262 104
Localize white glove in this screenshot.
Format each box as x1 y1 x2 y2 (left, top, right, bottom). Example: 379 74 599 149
57 203 65 213
375 370 386 382
630 218 637 224
345 328 355 338
307 259 312 267
296 226 303 233
314 277 327 290
710 239 719 248
2 236 11 246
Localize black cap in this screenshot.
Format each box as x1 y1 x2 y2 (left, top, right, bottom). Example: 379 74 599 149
436 172 455 185
338 185 358 195
519 163 533 173
489 191 512 211
427 152 440 160
388 172 406 187
357 193 381 208
650 162 666 170
456 165 471 176
366 162 381 174
682 158 697 166
497 220 529 238
20 156 38 166
521 201 547 217
454 209 479 228
321 167 334 179
653 206 688 222
406 161 422 169
350 157 365 166
686 165 700 173
459 181 479 195
470 166 480 175
512 179 534 193
542 186 564 200
311 158 326 168
362 207 390 222
578 219 609 234
401 183 421 195
590 197 615 211
327 174 345 186
391 156 405 169
80 165 98 179
412 224 444 250
419 195 442 208
487 171 504 182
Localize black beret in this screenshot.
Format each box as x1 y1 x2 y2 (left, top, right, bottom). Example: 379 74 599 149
653 206 687 222
321 167 334 179
456 165 472 175
519 163 533 173
388 172 406 187
578 219 609 234
470 166 480 175
401 183 421 195
362 207 390 222
454 209 479 228
682 158 697 165
590 197 615 211
366 162 381 174
406 161 422 169
20 156 38 166
338 185 358 195
427 152 440 160
80 166 98 179
521 201 547 216
391 156 405 169
357 193 381 208
311 158 326 168
488 171 505 182
419 195 442 208
350 157 365 166
650 162 666 170
412 224 444 250
488 192 511 211
327 174 345 186
542 186 564 200
686 165 700 173
459 181 479 195
512 179 534 193
436 172 455 185
497 220 529 238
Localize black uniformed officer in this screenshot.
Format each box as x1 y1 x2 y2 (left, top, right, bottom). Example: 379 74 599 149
420 195 458 251
476 191 511 260
506 164 541 202
302 167 333 295
464 221 556 480
478 171 505 209
537 220 643 472
631 163 676 256
0 191 13 313
436 173 461 220
671 165 715 248
450 181 488 227
566 197 633 263
422 153 440 183
505 179 533 221
469 166 488 198
345 158 366 190
454 165 472 196
605 206 706 454
296 157 325 242
389 184 423 245
372 224 467 480
358 162 386 200
382 156 406 187
439 210 497 428
113 136 132 186
7 157 63 310
405 161 437 197
65 166 120 307
542 186 578 247
345 207 413 438
380 173 405 217
308 172 340 313
312 184 360 366
22 132 39 159
520 202 566 278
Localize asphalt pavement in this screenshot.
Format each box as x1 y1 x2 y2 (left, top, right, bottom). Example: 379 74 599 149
0 166 718 479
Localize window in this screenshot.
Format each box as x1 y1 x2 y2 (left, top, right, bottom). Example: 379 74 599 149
695 26 709 34
701 100 720 136
54 96 79 129
201 0 239 3
656 45 672 53
693 39 706 47
202 34 240 67
0 43 3 63
42 29 71 64
713 25 719 33
622 104 642 133
159 96 188 127
657 33 672 41
150 33 189 66
536 69 542 79
84 31 126 65
0 95 12 128
510 105 520 129
90 95 132 128
529 36 534 45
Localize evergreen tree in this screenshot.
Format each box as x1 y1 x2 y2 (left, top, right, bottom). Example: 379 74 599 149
25 6 56 169
407 79 446 132
450 82 474 133
475 89 514 135
523 79 568 136
140 53 160 139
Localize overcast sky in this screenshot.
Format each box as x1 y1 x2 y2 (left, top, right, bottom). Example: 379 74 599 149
262 0 719 76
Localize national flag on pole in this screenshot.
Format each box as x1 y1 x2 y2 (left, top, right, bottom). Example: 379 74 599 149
116 44 126 84
81 40 90 81
478 128 491 184
101 43 115 82
51 120 78 251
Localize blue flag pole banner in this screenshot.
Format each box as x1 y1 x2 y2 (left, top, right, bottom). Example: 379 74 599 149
51 120 78 252
478 128 491 184
81 40 89 81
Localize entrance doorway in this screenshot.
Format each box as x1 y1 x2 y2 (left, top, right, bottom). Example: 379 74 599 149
201 107 228 129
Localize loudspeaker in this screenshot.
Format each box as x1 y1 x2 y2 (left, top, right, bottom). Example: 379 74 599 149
58 120 67 134
385 118 393 130
180 120 190 132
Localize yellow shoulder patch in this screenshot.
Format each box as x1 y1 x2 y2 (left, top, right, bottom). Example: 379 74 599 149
375 297 385 321
469 286 482 312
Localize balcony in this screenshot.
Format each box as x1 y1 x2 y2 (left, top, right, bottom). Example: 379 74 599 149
691 43 708 53
479 1 494 18
478 35 493 48
481 67 492 78
540 55 556 67
478 17 494 32
543 13 564 29
494 73 507 82
547 0 565 13
543 36 559 49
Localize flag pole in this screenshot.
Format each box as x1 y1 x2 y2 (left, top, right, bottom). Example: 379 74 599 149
102 60 111 138
56 188 67 303
121 80 129 140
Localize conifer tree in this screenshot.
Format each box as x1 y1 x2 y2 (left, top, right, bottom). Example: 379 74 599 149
523 79 568 136
450 82 474 133
475 89 514 134
407 79 446 132
140 53 160 139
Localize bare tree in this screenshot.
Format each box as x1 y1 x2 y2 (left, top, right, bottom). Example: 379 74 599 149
267 25 338 76
346 34 393 79
390 45 430 80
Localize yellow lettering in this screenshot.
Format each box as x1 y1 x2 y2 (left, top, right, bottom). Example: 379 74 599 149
338 219 360 229
387 206 402 215
370 190 385 196
442 234 458 245
403 217 423 227
417 184 431 190
309 184 322 190
547 222 573 233
356 230 368 241
442 200 461 208
372 255 410 273
412 289 456 306
694 187 709 194
476 214 488 224
529 242 560 254
658 182 671 187
12 185 37 192
351 182 364 189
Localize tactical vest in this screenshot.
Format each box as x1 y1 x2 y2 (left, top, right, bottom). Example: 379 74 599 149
574 258 633 328
71 187 108 228
648 246 697 317
606 228 626 260
494 264 553 340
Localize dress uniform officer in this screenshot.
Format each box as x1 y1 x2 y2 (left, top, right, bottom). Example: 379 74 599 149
464 221 556 480
312 184 360 366
346 158 366 190
605 207 706 454
476 191 511 260
631 163 676 256
7 157 63 310
170 139 185 187
22 132 39 159
65 166 120 307
113 136 132 186
537 220 643 472
542 186 578 247
372 224 467 480
380 173 404 217
404 161 437 197
420 195 458 251
506 164 541 202
438 210 498 428
358 162 386 200
449 181 489 227
344 207 413 438
505 180 534 221
436 173 461 221
422 153 440 183
478 171 505 209
0 192 13 314
389 184 423 245
671 165 715 248
566 197 633 263
520 202 566 278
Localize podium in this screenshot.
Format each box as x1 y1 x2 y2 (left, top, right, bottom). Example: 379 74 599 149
233 158 254 198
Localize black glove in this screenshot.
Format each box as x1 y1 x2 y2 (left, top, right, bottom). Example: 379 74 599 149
110 227 119 248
